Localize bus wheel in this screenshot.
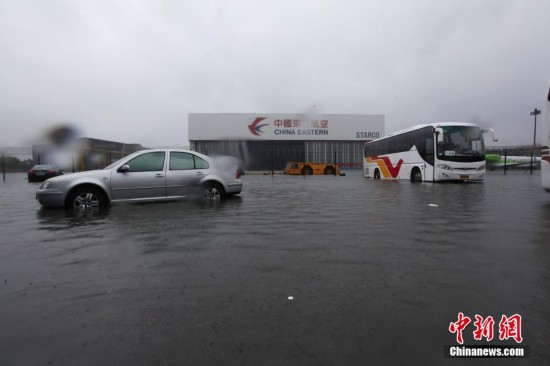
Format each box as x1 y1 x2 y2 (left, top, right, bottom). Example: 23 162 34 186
324 166 335 175
411 169 422 183
302 166 313 175
374 169 380 179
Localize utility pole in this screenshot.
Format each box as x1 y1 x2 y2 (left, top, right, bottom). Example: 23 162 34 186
530 108 541 174
271 146 274 177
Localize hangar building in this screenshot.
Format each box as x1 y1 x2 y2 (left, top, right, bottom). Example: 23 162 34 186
32 138 142 172
189 113 385 171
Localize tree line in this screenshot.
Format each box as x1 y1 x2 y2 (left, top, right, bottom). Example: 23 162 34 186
1 156 34 172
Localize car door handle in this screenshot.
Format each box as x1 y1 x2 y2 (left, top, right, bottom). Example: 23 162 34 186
155 174 165 178
196 172 204 176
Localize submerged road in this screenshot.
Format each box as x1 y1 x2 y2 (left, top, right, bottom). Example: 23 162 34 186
1 171 549 365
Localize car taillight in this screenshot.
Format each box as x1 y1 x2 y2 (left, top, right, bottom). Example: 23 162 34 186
236 169 241 179
28 169 33 173
47 170 56 174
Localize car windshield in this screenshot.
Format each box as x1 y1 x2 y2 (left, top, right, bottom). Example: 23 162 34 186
33 165 55 170
436 126 485 162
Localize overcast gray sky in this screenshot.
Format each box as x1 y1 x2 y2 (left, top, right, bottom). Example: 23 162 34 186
1 0 549 148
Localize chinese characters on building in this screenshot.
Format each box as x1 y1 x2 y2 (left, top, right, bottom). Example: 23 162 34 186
273 119 329 129
272 119 330 136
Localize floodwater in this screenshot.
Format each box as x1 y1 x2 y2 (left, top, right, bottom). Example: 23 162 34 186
1 170 549 365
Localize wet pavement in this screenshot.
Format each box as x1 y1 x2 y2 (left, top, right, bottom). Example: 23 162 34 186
1 170 549 365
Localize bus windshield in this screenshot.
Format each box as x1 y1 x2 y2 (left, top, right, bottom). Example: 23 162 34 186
436 126 485 162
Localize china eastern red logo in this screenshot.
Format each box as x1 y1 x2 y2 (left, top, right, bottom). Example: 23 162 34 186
248 117 268 136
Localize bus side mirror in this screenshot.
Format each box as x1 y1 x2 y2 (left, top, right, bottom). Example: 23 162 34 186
434 128 444 143
482 128 498 142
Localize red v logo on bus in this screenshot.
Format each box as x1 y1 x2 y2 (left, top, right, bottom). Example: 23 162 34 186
386 158 404 178
374 156 404 178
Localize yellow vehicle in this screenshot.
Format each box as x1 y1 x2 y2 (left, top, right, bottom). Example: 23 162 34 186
284 162 341 175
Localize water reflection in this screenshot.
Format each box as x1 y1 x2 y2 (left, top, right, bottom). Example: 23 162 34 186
34 195 244 233
36 207 111 231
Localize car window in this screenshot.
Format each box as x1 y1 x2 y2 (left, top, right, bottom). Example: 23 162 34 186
126 152 165 172
194 156 209 169
169 152 209 170
169 152 195 170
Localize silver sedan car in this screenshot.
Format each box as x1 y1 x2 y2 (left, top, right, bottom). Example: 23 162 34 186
36 149 243 209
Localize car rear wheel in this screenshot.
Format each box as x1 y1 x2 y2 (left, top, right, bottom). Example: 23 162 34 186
66 186 108 210
203 182 224 200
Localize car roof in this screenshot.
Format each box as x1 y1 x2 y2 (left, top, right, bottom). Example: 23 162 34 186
133 149 210 159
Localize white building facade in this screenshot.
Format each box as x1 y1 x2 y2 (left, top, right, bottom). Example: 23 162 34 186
189 113 385 170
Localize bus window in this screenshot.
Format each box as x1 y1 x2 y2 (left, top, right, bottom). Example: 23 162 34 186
425 136 434 165
412 128 427 159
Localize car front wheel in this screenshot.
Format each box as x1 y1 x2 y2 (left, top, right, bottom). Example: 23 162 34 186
66 186 108 210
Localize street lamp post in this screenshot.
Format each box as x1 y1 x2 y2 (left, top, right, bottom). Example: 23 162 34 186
530 108 541 174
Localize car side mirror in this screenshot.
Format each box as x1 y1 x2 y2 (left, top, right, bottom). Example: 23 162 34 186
118 165 130 173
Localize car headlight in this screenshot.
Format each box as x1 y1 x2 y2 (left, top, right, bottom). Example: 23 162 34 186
476 164 485 171
40 181 51 189
437 164 453 171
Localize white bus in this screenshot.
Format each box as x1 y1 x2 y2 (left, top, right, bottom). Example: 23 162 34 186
542 81 550 192
364 122 497 182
